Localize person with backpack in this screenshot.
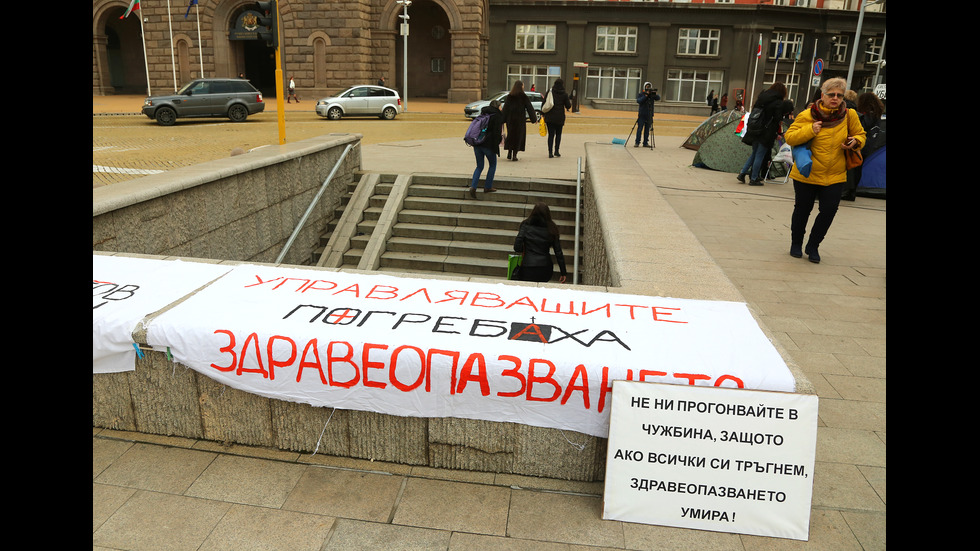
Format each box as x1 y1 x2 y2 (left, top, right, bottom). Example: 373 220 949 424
737 82 789 186
542 79 571 158
469 100 504 199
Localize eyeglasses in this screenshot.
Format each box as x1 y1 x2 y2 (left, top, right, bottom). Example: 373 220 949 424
824 92 844 98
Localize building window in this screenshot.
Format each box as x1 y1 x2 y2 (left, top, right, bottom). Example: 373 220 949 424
515 25 556 51
865 36 884 64
769 32 804 61
596 26 637 54
678 28 720 56
665 69 724 103
507 64 562 92
431 58 445 73
585 66 642 100
831 35 848 63
766 71 802 105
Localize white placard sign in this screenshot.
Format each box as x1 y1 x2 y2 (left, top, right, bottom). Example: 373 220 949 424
93 255 232 373
602 381 818 541
140 264 797 437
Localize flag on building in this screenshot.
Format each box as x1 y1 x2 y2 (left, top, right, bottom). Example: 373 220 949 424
185 0 198 18
120 0 140 19
756 35 762 58
776 42 783 59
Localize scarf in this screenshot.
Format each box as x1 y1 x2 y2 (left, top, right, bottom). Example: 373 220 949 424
810 100 847 128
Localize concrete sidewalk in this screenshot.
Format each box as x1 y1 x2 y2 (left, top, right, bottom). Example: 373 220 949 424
93 105 885 550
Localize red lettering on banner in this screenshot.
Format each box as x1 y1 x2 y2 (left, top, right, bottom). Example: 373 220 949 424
561 364 591 408
674 372 711 385
204 331 750 423
471 292 505 308
335 283 361 297
237 332 269 378
267 335 296 380
366 284 399 300
506 296 538 311
302 280 339 293
541 298 578 315
435 290 469 305
400 287 433 303
527 359 561 402
212 329 237 372
497 355 525 397
651 306 687 323
244 275 281 288
456 353 491 396
615 304 646 319
581 302 612 317
427 349 459 392
714 374 744 388
327 341 359 388
390 345 426 391
298 339 328 384
362 343 389 388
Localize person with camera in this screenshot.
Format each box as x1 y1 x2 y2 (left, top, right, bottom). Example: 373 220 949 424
635 82 660 148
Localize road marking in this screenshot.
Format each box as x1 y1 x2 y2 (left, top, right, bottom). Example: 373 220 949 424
93 165 166 175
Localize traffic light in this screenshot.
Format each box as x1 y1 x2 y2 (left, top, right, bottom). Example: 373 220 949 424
256 1 278 49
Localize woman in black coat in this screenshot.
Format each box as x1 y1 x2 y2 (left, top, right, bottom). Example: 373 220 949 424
737 82 789 186
501 80 537 161
514 202 567 283
542 79 572 158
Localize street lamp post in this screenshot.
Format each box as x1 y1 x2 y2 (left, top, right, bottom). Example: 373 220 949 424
396 0 412 113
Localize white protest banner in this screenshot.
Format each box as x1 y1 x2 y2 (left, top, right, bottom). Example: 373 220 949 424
602 381 818 540
93 255 232 373
141 263 796 437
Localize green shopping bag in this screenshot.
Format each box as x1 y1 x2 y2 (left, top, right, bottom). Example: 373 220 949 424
507 254 523 280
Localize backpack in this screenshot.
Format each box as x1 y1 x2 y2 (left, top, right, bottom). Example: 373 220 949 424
741 104 772 145
464 113 492 146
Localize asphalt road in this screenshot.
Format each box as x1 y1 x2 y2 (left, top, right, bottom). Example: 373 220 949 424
93 97 703 188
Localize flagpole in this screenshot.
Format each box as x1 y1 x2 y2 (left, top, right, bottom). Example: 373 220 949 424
790 45 800 107
806 38 817 107
168 0 177 90
196 3 203 77
139 7 151 96
749 33 760 104
773 40 781 87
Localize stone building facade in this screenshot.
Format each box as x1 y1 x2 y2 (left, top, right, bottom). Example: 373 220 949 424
93 0 489 103
93 0 883 113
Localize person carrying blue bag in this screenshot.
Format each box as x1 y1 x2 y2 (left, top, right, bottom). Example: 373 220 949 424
783 77 866 263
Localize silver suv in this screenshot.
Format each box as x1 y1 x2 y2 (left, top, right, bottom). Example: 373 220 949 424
142 78 265 126
316 85 402 120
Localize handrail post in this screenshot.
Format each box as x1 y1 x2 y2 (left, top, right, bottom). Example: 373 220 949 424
275 143 354 264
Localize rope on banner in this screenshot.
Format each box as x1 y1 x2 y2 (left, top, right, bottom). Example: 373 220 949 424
559 430 586 451
310 407 338 457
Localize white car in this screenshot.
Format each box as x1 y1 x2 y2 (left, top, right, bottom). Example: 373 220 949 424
464 90 544 121
316 85 402 120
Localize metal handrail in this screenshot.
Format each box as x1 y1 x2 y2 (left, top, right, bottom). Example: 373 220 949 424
275 143 354 264
574 157 582 285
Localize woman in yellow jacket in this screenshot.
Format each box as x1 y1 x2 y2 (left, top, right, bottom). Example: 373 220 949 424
784 77 866 263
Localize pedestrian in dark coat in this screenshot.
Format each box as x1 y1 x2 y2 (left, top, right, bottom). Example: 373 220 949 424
513 202 568 283
501 80 537 161
542 79 572 158
737 82 789 186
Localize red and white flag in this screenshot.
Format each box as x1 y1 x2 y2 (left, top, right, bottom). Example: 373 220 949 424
120 0 141 19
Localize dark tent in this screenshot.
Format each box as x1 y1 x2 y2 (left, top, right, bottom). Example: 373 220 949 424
686 110 789 179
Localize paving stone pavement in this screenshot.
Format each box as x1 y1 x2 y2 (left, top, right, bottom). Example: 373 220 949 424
93 95 885 550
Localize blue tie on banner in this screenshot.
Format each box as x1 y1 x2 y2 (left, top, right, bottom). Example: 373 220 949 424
185 0 198 18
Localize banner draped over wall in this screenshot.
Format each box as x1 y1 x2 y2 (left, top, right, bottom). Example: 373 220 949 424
105 260 797 437
93 255 232 373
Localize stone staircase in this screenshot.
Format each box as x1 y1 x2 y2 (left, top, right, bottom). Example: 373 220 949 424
311 172 584 281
